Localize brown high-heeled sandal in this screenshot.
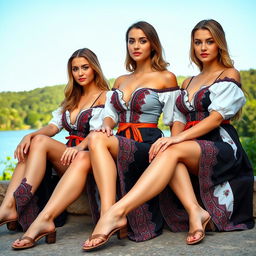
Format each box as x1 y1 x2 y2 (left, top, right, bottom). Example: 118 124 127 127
186 216 211 245
0 218 18 231
12 230 56 250
83 225 127 252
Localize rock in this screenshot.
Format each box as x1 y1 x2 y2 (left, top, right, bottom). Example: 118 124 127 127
0 181 91 215
0 180 9 205
1 178 255 217
66 191 91 215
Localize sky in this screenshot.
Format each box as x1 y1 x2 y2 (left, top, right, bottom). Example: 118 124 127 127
0 0 255 92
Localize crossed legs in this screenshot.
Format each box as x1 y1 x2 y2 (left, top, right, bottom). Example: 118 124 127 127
84 140 210 247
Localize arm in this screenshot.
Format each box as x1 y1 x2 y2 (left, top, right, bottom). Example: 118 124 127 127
171 121 185 136
28 123 59 138
96 78 123 136
98 117 117 136
169 110 223 143
161 74 186 136
61 98 116 164
149 111 223 162
150 72 244 161
60 136 89 165
169 76 192 137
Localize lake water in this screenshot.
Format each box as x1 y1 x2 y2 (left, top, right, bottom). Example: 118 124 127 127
0 129 68 175
0 129 170 175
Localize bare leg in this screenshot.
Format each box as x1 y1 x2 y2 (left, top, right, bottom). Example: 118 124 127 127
0 162 26 222
88 132 119 215
22 135 68 193
84 141 208 246
168 163 210 243
12 151 91 247
0 135 67 226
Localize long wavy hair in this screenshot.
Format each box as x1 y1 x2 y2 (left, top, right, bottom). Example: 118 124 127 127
61 48 109 112
190 19 234 71
190 20 243 120
125 21 169 72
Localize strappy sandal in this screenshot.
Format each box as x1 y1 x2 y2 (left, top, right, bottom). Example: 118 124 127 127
83 225 127 252
0 218 18 231
12 230 56 250
186 216 211 245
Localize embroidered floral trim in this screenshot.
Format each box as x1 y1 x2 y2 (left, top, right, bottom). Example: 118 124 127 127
159 188 189 232
110 91 126 122
13 178 39 231
116 136 158 241
62 112 72 133
62 108 93 144
130 89 150 122
91 104 104 109
197 140 248 231
86 173 100 224
76 109 92 138
147 86 180 93
214 77 242 88
177 87 211 123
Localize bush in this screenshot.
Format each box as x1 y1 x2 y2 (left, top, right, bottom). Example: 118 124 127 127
0 156 17 180
240 136 256 176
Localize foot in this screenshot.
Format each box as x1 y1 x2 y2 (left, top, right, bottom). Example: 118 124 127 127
0 203 18 225
12 214 55 248
83 206 127 248
186 207 211 244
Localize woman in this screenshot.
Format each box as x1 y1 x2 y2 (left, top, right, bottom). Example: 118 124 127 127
0 48 109 248
85 20 185 244
83 19 254 251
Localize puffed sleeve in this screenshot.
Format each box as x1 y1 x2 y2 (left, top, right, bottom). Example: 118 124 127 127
209 81 246 119
173 103 186 124
159 88 181 126
48 107 63 131
103 91 118 123
89 106 105 130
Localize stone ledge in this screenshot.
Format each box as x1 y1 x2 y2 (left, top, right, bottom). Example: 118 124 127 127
1 179 256 217
66 191 91 215
0 180 91 215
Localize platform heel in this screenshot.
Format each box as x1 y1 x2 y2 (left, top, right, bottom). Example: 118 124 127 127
117 225 127 240
6 220 18 231
45 230 56 244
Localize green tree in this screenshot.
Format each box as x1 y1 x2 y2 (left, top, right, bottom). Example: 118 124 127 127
25 112 40 128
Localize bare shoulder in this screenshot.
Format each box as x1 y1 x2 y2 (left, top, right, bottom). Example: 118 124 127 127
160 70 178 89
113 75 129 88
221 68 241 83
181 77 193 89
97 90 108 105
